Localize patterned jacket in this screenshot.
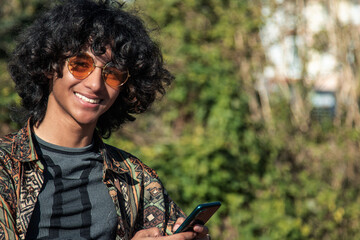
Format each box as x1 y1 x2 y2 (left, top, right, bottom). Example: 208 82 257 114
0 120 185 240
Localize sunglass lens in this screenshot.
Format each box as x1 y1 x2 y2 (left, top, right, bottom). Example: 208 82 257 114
68 54 94 79
103 67 128 88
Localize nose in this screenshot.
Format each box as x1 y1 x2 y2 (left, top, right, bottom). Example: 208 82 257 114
82 66 104 92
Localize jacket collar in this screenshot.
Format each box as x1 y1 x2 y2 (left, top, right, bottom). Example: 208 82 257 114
92 132 130 175
13 119 38 163
14 119 129 175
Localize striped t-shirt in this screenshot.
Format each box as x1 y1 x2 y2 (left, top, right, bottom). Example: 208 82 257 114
25 135 118 239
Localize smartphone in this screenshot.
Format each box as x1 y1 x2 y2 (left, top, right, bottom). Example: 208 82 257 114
174 201 221 234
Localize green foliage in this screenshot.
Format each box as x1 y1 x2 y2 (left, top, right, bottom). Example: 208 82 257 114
123 1 360 239
127 0 278 239
0 59 18 132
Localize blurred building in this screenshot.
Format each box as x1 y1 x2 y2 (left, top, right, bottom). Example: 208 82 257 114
260 0 360 119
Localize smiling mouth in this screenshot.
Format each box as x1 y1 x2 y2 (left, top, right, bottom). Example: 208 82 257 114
75 92 101 104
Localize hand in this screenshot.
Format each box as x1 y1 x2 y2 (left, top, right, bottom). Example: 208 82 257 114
131 217 210 240
131 227 196 240
173 218 210 240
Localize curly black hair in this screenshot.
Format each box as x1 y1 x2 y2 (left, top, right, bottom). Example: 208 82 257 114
8 0 173 138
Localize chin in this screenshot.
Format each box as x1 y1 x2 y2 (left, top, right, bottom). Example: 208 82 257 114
73 115 99 127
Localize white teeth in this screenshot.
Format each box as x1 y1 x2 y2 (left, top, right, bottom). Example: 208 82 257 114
75 92 100 104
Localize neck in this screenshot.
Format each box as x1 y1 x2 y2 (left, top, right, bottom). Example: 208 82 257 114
33 116 96 148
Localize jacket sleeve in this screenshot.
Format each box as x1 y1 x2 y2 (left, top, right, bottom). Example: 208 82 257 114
112 150 186 237
139 169 186 236
0 150 19 240
163 192 186 236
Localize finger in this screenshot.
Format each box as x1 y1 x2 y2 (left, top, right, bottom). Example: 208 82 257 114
173 217 186 232
162 231 197 240
133 227 161 238
193 225 209 238
195 234 211 240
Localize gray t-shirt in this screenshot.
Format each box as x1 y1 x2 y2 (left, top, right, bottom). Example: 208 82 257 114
26 135 118 240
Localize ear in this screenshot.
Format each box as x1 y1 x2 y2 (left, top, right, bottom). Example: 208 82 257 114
44 64 56 80
45 71 57 92
44 72 53 79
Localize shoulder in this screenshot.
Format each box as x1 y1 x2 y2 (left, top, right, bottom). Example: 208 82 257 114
0 133 21 220
0 132 17 154
0 132 18 167
0 132 23 178
104 144 159 179
0 122 32 163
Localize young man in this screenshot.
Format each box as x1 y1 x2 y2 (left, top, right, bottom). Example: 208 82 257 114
0 0 209 239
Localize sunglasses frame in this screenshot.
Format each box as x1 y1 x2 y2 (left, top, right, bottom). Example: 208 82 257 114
66 52 130 88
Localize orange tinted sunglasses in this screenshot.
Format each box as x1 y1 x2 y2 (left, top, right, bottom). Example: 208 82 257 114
66 53 130 88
